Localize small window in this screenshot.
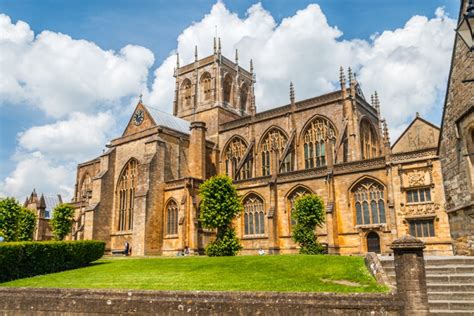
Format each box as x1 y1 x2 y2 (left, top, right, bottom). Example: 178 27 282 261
409 219 435 237
406 188 431 204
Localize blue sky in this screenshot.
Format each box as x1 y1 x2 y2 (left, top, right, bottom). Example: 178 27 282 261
0 0 460 199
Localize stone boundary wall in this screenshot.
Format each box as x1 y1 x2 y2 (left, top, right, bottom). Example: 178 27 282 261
0 287 402 315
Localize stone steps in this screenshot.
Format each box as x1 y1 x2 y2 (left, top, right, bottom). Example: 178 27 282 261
379 256 474 314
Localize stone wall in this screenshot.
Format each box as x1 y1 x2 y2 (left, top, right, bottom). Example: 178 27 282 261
0 288 402 315
439 0 474 255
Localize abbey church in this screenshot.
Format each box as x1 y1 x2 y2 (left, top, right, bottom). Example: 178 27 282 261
70 40 452 256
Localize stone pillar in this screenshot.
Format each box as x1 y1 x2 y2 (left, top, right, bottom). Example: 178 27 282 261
391 235 429 316
189 122 207 179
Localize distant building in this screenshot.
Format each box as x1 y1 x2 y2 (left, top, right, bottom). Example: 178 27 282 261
24 189 62 240
69 42 452 256
439 0 474 255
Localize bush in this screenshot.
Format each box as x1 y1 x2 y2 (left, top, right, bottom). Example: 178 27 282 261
205 228 242 257
292 194 326 254
51 204 75 240
18 208 37 241
199 175 243 256
0 240 105 282
0 197 22 241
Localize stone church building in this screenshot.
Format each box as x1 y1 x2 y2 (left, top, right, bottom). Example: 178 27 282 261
70 43 452 256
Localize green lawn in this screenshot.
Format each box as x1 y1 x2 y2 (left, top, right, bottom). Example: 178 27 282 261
0 255 387 293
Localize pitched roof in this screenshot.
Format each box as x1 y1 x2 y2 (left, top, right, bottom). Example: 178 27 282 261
144 104 190 135
43 194 62 218
392 115 440 153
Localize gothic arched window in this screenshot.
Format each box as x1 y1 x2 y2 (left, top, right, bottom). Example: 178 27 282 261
200 72 212 101
260 128 291 176
166 199 179 236
224 136 252 180
287 187 311 227
352 178 386 226
360 119 378 159
80 173 92 201
243 194 265 236
223 74 233 104
181 79 192 109
116 159 138 231
240 83 249 114
303 117 336 169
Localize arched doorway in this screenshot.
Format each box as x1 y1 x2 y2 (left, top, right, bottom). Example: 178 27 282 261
367 231 381 253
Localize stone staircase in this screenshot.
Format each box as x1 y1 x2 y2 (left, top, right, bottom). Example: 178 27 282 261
380 256 474 315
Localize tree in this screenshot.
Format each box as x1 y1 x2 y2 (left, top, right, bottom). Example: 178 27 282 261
291 194 326 254
199 175 243 256
0 197 21 241
51 203 75 241
18 208 37 241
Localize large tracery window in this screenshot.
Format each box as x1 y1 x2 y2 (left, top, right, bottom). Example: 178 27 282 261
223 75 233 104
352 179 386 226
287 187 311 227
224 137 252 180
117 159 138 231
360 120 378 159
201 72 212 101
166 200 179 236
243 194 265 236
303 117 336 169
260 128 292 176
181 79 192 109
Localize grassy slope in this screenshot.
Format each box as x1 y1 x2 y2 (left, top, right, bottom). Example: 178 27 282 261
0 255 387 293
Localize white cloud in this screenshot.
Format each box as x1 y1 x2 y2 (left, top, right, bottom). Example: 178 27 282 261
18 112 116 161
147 2 455 140
0 14 154 118
0 152 74 201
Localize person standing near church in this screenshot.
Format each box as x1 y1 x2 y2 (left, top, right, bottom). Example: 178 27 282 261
124 241 129 256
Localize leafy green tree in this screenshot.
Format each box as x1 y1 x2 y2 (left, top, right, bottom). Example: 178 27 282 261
18 208 37 241
292 194 326 254
51 204 75 241
0 197 22 241
199 175 243 256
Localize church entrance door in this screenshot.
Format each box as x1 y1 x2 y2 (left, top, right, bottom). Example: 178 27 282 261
367 231 381 253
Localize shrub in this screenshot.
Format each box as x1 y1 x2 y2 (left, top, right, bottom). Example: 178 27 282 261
18 208 37 241
292 194 326 254
205 228 242 257
199 175 243 256
0 240 105 282
51 204 75 240
0 197 22 241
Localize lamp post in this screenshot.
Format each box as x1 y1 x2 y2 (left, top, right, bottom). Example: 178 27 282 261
457 0 474 51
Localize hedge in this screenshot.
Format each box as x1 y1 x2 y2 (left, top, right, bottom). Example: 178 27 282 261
0 240 105 282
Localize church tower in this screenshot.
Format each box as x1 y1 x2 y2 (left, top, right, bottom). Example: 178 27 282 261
173 38 255 141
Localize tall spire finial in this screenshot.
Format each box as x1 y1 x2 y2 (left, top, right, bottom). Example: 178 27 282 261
139 93 143 103
235 49 239 64
250 59 254 74
371 93 375 106
348 67 354 83
176 52 180 68
374 91 380 112
382 119 390 143
339 66 346 89
290 82 295 104
218 37 221 54
194 45 198 62
213 37 217 54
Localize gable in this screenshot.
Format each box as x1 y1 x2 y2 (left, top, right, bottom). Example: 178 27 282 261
122 102 157 137
392 117 440 153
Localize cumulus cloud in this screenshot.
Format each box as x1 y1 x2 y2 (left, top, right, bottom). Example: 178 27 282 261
0 14 154 118
0 152 74 201
18 112 116 161
147 2 455 136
